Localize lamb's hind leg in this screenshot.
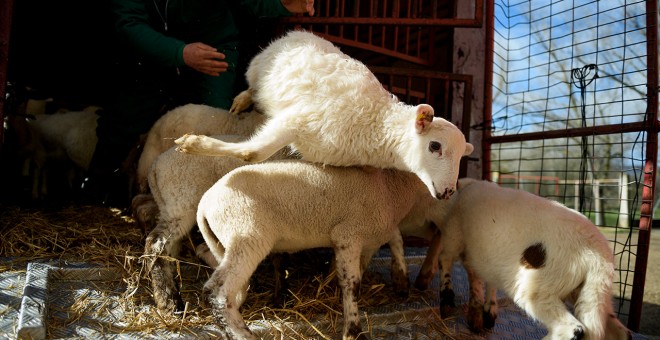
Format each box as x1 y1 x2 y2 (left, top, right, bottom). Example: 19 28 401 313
520 294 584 340
144 218 193 313
204 241 270 340
175 116 295 163
335 242 366 340
483 284 498 329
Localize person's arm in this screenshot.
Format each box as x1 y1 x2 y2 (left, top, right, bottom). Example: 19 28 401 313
112 0 186 68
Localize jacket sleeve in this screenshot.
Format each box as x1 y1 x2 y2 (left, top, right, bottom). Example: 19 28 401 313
240 0 292 18
112 0 185 68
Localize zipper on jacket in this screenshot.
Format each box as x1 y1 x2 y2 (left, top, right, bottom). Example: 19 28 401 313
153 0 169 31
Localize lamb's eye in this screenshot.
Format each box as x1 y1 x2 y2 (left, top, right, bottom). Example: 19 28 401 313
429 141 442 153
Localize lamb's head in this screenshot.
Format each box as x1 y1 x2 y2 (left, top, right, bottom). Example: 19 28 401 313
407 104 473 200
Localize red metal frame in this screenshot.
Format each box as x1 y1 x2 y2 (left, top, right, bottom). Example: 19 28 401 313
281 0 482 66
628 0 659 331
0 0 14 153
280 0 483 27
482 0 658 331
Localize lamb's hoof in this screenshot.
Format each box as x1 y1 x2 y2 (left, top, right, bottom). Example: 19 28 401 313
482 310 497 329
414 272 433 290
174 134 191 153
174 134 203 153
230 90 253 115
272 289 291 308
153 290 185 316
173 294 186 315
391 269 410 297
570 326 585 340
174 134 189 145
240 151 256 162
345 322 368 340
439 289 455 318
394 286 410 298
467 310 484 333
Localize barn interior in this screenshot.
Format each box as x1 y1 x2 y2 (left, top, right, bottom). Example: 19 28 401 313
0 0 658 339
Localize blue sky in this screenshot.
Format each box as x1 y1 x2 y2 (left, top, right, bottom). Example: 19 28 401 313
490 0 649 135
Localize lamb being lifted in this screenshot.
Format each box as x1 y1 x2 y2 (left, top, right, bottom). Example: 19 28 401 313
175 30 473 199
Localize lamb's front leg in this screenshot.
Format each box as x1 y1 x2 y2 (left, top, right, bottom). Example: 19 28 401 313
465 264 488 332
335 243 366 340
415 227 442 290
175 116 295 163
437 252 456 318
387 231 409 297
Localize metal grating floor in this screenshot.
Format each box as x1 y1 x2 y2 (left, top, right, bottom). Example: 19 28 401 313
1 255 648 340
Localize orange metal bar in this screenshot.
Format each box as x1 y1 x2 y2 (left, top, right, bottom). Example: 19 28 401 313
628 0 659 331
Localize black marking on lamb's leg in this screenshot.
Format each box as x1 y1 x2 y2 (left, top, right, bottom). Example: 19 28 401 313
482 291 498 329
571 326 585 340
520 242 546 269
442 273 452 290
340 275 364 339
351 278 361 300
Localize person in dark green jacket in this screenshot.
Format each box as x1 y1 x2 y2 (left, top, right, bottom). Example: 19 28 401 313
84 0 314 205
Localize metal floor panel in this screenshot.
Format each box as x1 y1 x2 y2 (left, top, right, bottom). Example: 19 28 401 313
1 256 648 340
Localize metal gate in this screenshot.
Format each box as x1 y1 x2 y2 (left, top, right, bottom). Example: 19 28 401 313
483 0 658 331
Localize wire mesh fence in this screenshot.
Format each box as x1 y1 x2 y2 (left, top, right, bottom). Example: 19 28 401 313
485 0 658 330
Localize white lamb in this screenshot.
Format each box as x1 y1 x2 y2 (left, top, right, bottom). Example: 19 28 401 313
415 178 631 340
195 160 448 340
142 135 293 313
136 104 266 194
175 30 473 200
4 109 99 200
132 104 267 230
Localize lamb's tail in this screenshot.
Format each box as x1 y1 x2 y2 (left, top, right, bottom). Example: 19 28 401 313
573 251 631 340
195 212 225 265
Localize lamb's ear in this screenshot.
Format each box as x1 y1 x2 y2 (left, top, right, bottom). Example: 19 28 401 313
415 104 434 134
464 142 474 156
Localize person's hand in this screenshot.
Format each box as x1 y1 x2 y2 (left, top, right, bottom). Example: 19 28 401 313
182 42 229 76
281 0 314 16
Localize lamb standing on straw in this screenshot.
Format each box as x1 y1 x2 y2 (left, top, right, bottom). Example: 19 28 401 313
196 160 452 340
175 30 473 199
143 135 293 313
416 178 632 340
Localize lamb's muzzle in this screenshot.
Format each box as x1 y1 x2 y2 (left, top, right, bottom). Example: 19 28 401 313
436 187 455 200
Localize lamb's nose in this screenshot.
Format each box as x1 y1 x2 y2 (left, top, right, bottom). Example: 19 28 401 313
436 188 455 200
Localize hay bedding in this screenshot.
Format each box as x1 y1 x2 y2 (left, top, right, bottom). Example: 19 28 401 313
0 203 456 339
